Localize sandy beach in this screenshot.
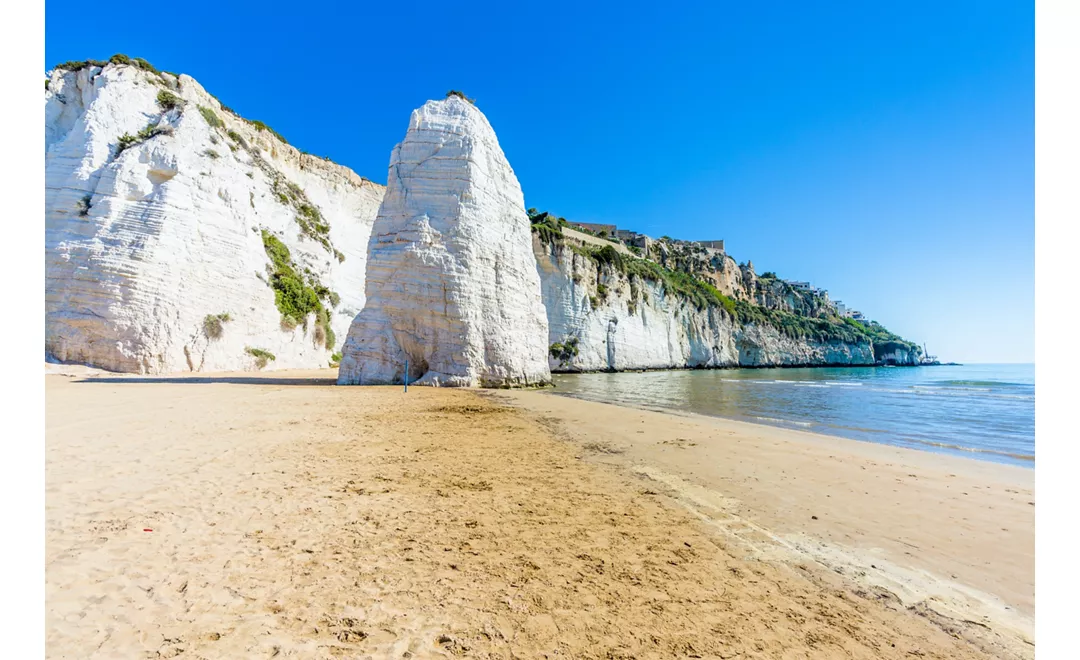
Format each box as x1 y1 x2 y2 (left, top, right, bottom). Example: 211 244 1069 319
46 369 1033 659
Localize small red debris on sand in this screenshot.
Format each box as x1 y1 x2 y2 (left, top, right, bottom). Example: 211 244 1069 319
143 528 153 532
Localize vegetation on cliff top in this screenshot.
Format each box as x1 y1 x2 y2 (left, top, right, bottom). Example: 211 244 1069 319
446 90 476 105
530 209 918 353
200 110 336 257
51 54 353 172
53 53 161 74
844 319 920 357
246 119 288 145
528 209 568 244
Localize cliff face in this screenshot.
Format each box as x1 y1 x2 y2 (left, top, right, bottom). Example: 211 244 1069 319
535 238 878 371
45 59 915 378
649 240 835 316
337 97 550 387
650 241 747 299
45 61 383 373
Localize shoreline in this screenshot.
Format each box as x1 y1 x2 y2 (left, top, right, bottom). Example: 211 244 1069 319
545 388 1036 467
46 356 933 378
550 362 925 374
46 368 1033 658
493 388 1034 652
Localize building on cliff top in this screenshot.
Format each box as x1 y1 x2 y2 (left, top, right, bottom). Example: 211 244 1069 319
833 302 865 320
615 229 652 252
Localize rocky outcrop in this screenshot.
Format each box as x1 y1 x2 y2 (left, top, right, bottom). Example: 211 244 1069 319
535 238 877 371
874 344 920 366
45 60 383 373
753 277 835 317
337 97 550 387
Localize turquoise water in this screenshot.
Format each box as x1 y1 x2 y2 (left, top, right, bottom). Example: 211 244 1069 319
551 364 1035 467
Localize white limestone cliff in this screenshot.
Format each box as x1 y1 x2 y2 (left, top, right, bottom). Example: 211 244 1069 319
45 61 384 373
45 59 910 377
337 97 551 387
535 238 877 371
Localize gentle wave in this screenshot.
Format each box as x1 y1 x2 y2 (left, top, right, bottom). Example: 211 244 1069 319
936 379 1032 388
552 364 1034 467
863 386 1034 400
914 385 993 392
753 416 814 428
898 436 1035 462
712 379 1031 402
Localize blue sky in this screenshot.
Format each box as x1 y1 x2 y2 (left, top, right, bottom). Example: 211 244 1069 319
45 1 1033 363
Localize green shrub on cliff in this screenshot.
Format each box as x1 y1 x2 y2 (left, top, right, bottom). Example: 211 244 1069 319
262 230 319 323
131 57 159 74
446 90 476 105
203 312 232 339
54 54 162 75
260 230 335 349
843 318 921 357
198 105 223 129
245 347 276 369
226 130 247 148
268 178 333 252
54 59 107 72
549 338 580 365
156 89 182 111
115 122 171 155
246 119 288 145
116 133 138 151
530 211 564 244
107 54 160 74
616 251 737 316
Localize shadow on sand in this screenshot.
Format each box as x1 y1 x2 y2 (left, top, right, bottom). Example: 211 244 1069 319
74 376 339 386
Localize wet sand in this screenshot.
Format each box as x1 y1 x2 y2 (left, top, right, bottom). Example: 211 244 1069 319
498 390 1035 648
46 369 1032 658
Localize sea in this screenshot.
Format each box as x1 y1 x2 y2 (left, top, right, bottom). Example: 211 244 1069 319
551 363 1035 467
